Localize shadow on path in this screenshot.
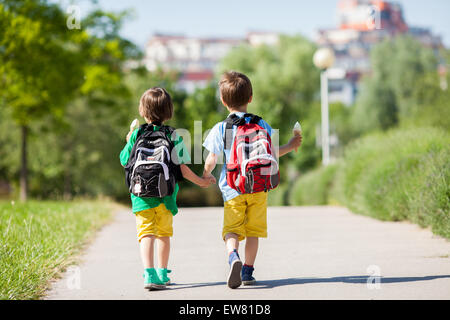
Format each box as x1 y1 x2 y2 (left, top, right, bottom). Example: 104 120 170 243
240 275 450 289
168 275 450 290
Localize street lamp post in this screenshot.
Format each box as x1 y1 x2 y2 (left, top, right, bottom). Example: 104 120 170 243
313 48 335 166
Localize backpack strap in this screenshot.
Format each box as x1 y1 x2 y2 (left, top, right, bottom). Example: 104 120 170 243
245 113 262 124
136 123 156 139
223 113 263 150
224 114 247 150
160 125 174 137
152 125 184 182
157 125 178 151
137 122 171 137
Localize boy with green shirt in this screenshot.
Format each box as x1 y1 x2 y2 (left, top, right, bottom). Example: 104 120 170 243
120 87 215 290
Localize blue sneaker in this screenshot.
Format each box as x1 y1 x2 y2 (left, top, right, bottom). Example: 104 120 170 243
227 249 242 289
242 265 256 285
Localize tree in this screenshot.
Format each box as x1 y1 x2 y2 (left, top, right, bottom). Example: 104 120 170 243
0 1 140 200
352 77 398 132
351 35 440 134
0 1 85 200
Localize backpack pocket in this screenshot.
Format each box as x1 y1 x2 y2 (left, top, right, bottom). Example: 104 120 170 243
130 159 173 198
226 163 241 192
244 158 280 193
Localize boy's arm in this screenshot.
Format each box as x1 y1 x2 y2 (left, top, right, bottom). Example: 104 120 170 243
259 119 301 158
120 129 139 166
202 122 223 181
181 164 215 188
203 152 218 180
171 131 215 187
277 134 302 158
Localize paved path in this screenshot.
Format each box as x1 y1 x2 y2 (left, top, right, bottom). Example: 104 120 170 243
46 206 450 300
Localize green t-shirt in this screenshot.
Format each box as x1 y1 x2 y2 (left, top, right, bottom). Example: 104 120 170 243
119 125 190 215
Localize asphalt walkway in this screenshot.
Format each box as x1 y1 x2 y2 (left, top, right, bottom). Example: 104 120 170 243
46 206 450 300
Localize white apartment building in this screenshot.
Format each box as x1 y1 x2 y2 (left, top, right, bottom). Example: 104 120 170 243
316 0 443 106
144 32 280 92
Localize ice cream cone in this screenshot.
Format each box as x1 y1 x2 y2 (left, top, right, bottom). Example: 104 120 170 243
130 119 139 132
293 121 302 152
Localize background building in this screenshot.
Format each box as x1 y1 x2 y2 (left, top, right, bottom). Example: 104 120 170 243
144 32 279 92
316 0 443 105
143 1 443 97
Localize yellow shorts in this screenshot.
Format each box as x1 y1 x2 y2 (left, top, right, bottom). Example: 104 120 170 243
135 203 173 241
223 192 268 241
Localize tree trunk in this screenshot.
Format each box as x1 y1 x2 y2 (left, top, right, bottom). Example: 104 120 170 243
64 167 72 201
63 136 73 200
20 125 28 202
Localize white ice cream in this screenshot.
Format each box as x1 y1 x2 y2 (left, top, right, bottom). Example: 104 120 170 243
293 121 302 135
130 119 139 131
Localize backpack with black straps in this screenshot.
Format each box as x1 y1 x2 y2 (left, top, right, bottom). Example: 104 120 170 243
224 113 280 194
124 123 182 198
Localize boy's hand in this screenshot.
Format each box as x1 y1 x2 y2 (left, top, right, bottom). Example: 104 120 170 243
203 172 217 185
288 134 302 151
198 176 216 188
126 130 133 143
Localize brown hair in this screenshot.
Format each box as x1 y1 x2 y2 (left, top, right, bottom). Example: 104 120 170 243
139 87 173 124
219 71 253 110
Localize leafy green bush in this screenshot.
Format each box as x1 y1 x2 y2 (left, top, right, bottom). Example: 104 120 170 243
289 164 338 206
332 128 450 238
268 183 288 206
291 127 449 238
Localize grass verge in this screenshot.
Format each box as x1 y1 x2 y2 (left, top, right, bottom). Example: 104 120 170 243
0 201 116 300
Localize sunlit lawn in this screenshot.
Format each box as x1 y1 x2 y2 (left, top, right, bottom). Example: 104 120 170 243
0 200 116 300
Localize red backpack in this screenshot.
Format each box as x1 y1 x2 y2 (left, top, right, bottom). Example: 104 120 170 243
224 113 280 194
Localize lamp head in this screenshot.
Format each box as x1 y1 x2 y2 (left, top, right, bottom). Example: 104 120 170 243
313 48 335 70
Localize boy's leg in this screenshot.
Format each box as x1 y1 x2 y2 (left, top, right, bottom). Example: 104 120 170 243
136 209 158 268
154 203 173 269
136 208 166 289
156 236 171 285
155 204 173 285
223 195 248 289
140 235 155 268
225 232 243 289
244 237 259 266
156 237 170 269
242 237 258 285
224 233 240 254
242 192 268 285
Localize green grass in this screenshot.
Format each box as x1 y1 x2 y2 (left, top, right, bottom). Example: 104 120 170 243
0 201 115 300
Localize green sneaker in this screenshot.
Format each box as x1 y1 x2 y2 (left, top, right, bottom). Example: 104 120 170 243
143 268 166 290
156 268 172 285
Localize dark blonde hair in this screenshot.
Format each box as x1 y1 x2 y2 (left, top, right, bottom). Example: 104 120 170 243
139 87 173 124
219 71 253 109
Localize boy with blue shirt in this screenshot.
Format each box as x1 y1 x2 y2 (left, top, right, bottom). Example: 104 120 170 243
203 71 302 289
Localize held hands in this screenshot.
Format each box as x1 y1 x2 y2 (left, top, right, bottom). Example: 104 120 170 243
199 172 217 188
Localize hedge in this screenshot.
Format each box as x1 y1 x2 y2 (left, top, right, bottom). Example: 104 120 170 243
290 127 450 238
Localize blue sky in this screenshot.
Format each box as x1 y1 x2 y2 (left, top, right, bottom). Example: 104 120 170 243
62 0 450 48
